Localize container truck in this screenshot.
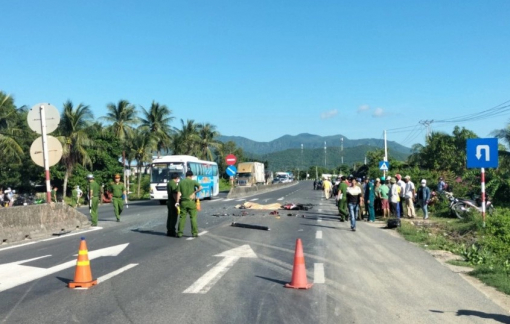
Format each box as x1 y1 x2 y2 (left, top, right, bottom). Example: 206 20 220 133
236 162 265 186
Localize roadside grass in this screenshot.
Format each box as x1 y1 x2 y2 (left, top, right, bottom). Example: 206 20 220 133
397 208 510 296
219 178 232 192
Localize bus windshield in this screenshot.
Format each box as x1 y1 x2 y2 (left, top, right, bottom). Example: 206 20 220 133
151 163 184 183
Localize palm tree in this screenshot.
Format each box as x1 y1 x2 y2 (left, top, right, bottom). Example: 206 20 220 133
129 129 155 196
58 100 94 197
139 101 174 157
102 100 138 141
102 100 138 184
170 119 200 155
0 92 24 164
197 122 221 161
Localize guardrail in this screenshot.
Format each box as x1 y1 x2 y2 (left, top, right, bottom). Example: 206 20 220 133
227 181 296 199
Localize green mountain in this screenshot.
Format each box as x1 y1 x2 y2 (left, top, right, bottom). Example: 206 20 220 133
218 133 410 156
253 145 409 171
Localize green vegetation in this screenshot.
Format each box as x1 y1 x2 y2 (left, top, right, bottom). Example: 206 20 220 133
397 206 510 295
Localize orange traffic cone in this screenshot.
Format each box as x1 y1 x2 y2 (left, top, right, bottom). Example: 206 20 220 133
196 199 201 211
285 238 313 289
69 237 98 289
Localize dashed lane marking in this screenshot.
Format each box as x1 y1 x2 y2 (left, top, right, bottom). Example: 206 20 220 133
187 231 208 241
277 197 284 201
97 263 139 284
316 231 323 239
249 198 259 201
314 263 325 284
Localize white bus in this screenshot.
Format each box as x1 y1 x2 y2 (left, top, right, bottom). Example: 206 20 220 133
150 155 219 204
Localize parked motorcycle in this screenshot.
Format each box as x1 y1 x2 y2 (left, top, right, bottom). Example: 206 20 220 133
445 192 495 219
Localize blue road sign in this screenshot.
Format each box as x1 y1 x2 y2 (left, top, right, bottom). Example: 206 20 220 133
226 165 237 177
379 161 390 171
467 138 498 169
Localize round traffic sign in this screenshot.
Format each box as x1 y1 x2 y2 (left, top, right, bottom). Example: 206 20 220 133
226 165 237 177
27 103 60 134
225 154 237 166
30 135 63 167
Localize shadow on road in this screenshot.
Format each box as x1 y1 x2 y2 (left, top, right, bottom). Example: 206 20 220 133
255 275 288 286
430 310 510 323
131 229 167 237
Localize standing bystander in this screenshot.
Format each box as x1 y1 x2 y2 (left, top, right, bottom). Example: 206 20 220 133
417 179 431 219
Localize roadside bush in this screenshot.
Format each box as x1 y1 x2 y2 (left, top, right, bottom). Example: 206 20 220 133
481 209 510 262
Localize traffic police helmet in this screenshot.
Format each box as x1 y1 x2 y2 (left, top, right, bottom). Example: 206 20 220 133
86 174 94 179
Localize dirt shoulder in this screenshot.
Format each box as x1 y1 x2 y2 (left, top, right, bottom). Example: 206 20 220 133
365 219 510 313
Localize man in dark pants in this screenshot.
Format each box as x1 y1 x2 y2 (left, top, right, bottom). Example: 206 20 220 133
166 173 180 237
176 171 203 238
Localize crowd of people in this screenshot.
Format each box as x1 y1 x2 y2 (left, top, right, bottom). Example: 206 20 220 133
316 174 441 231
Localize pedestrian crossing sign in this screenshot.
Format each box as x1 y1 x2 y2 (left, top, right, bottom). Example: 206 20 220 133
379 161 389 171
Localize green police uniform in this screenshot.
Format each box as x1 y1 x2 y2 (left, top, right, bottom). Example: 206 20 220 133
338 182 348 221
109 182 126 221
89 181 101 226
71 188 78 207
177 178 201 237
166 180 179 236
51 189 57 203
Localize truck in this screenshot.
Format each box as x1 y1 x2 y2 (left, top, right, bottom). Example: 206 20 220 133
236 162 265 186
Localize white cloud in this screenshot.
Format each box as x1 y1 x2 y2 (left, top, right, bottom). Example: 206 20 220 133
357 104 370 113
320 109 338 120
372 107 385 117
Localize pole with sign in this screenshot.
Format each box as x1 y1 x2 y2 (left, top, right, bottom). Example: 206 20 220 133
27 103 61 203
466 138 498 227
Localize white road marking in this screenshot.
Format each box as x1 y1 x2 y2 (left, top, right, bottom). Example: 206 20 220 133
183 245 257 294
314 263 325 284
0 243 129 292
249 198 259 201
97 263 138 283
317 217 322 222
236 199 246 202
0 226 103 252
316 231 323 239
277 197 284 201
186 231 208 241
223 199 233 202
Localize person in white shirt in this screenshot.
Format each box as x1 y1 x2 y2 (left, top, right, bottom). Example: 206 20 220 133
403 176 416 218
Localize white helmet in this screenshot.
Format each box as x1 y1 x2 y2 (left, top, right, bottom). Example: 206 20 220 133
86 174 94 179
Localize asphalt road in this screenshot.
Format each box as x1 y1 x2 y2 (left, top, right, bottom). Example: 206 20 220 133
0 182 508 324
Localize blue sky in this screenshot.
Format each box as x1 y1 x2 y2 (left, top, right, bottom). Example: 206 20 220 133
2 1 510 149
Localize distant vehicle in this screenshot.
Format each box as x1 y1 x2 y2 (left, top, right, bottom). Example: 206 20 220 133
275 172 291 183
236 162 265 186
150 155 219 204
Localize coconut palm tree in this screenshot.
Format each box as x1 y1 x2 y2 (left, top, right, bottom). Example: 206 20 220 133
197 122 221 161
0 92 24 164
170 119 200 156
103 100 138 141
129 129 155 196
58 100 94 197
139 101 174 157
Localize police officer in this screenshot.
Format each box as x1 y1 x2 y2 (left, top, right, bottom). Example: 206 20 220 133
176 170 203 238
51 186 58 203
71 185 79 207
166 173 180 237
109 174 126 222
87 174 101 226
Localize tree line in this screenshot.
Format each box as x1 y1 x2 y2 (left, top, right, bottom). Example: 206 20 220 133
0 92 249 197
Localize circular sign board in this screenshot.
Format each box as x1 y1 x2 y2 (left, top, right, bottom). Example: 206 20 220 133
226 165 237 177
30 135 63 167
27 103 60 134
225 154 237 166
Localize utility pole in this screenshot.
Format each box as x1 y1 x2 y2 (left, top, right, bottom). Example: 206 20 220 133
419 120 434 139
324 141 327 167
383 130 388 177
341 137 343 165
301 143 303 180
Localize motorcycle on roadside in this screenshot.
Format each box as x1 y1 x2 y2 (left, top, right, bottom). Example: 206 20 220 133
444 191 495 219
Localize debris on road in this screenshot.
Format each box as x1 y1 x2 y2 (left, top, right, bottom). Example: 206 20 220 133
282 203 314 210
231 222 270 231
235 202 282 210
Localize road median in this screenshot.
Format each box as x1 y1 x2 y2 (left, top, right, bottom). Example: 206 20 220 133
0 203 90 244
227 182 296 199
